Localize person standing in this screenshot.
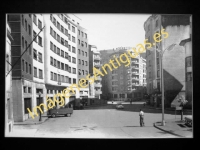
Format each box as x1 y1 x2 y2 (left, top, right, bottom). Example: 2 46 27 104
139 109 145 127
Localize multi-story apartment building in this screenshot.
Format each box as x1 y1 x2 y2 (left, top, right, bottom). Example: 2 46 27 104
179 15 192 108
8 14 33 121
144 14 190 107
5 17 14 134
43 14 79 106
100 48 146 101
77 20 89 99
88 45 102 99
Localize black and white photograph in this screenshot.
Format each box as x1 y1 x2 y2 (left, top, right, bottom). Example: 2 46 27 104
5 13 192 138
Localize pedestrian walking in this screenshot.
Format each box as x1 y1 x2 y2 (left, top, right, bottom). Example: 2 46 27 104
139 109 145 127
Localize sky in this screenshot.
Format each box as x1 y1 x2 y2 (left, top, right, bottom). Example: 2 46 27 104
74 14 151 50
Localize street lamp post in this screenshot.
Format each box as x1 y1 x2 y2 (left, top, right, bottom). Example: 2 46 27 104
160 43 177 126
38 91 42 121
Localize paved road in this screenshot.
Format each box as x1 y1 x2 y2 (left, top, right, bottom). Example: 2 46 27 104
9 104 179 138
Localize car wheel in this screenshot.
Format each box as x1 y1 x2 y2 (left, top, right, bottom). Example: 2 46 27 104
51 113 56 118
68 113 71 117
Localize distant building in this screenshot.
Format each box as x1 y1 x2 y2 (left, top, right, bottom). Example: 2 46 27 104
5 16 14 135
100 48 146 101
144 14 190 107
88 45 102 99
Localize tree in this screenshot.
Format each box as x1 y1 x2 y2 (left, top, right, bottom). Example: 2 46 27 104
178 98 188 120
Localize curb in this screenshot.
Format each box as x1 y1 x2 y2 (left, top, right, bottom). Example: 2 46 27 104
14 117 49 125
153 123 185 138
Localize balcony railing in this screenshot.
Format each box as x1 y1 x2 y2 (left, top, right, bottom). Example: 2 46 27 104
94 57 100 60
132 78 139 81
94 83 102 87
95 90 102 95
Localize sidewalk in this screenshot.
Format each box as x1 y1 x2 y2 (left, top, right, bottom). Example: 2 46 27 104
14 112 49 125
154 116 193 138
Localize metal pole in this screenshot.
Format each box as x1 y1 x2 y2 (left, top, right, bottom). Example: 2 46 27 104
161 54 165 126
39 93 42 121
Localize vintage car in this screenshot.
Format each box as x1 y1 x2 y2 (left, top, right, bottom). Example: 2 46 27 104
48 104 73 118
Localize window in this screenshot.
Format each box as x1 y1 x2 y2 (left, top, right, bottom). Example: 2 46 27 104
79 69 81 75
57 47 60 55
72 47 76 53
53 17 56 25
54 31 56 39
50 27 53 36
73 78 76 84
81 31 83 37
85 52 87 57
78 30 80 35
85 42 87 47
68 45 71 51
51 72 53 80
79 59 81 64
72 36 75 43
33 49 37 60
61 63 64 70
65 76 69 83
57 21 60 30
39 69 43 79
28 25 31 35
22 59 24 71
85 33 87 39
78 39 80 45
38 36 42 46
23 86 27 93
25 40 27 50
82 60 84 65
186 56 192 67
22 36 24 48
61 50 64 57
34 67 37 77
73 68 76 74
57 34 60 42
61 38 64 45
81 41 84 47
28 87 31 93
58 74 60 82
65 52 68 59
149 72 151 78
50 57 53 65
157 70 160 77
50 42 53 50
72 26 75 33
33 31 37 42
50 14 53 21
69 78 71 83
85 70 88 75
149 60 151 67
57 61 60 69
61 25 64 33
33 14 37 25
68 34 71 41
54 59 56 67
82 70 84 75
68 23 70 30
29 64 31 74
54 73 57 81
85 61 87 66
186 72 192 81
24 19 27 31
61 75 64 82
78 49 80 54
148 24 150 31
65 64 68 71
22 15 24 26
54 45 56 53
65 40 68 47
68 67 71 73
38 52 42 62
38 19 42 29
72 57 76 64
68 56 71 62
65 29 68 36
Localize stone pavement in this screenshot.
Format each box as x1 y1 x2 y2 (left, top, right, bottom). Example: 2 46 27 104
14 112 49 125
154 115 193 138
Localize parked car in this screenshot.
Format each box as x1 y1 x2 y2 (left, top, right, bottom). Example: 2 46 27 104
116 103 124 109
74 103 84 110
48 104 73 118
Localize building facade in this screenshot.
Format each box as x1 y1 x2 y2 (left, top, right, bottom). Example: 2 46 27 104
100 48 146 101
144 14 190 107
88 45 102 99
5 17 14 134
